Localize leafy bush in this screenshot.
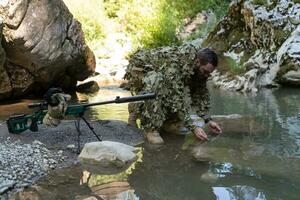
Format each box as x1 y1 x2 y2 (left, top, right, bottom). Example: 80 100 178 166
63 0 231 49
63 0 107 42
252 0 269 6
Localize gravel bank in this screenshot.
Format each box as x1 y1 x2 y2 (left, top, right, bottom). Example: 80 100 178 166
0 120 144 199
0 139 65 199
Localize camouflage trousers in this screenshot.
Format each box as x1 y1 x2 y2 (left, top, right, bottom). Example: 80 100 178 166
128 102 204 135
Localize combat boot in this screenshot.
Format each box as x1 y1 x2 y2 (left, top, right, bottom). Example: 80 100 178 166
146 131 164 144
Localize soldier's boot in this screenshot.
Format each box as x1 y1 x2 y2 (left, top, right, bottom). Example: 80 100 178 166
128 112 138 128
146 130 164 144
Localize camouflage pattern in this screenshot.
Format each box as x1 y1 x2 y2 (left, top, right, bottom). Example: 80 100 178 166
43 93 71 126
124 43 210 131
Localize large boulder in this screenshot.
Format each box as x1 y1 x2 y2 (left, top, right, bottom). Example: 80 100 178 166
203 0 300 91
0 21 12 99
0 0 95 99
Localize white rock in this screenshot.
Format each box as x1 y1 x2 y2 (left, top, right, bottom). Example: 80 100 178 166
78 141 139 174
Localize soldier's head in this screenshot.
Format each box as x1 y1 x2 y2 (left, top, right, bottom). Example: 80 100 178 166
195 48 218 78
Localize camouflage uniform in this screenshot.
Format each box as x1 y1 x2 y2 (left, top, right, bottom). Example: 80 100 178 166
124 43 210 132
43 93 71 126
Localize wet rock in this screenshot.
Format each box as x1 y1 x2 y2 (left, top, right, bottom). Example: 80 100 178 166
212 115 265 135
192 145 231 162
75 195 102 200
76 81 100 93
10 185 55 200
200 172 218 184
78 141 140 174
91 181 134 200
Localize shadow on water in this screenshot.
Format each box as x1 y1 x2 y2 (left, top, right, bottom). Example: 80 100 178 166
5 86 300 200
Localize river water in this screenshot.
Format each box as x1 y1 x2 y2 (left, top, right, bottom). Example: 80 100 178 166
3 85 300 200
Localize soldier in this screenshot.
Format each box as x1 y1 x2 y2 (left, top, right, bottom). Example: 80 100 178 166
43 88 71 127
125 44 222 144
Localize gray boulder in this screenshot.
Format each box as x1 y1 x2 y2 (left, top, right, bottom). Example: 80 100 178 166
0 21 12 99
78 141 140 174
76 81 100 93
0 0 95 99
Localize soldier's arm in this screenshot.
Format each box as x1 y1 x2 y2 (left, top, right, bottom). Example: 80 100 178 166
191 86 212 123
192 87 222 134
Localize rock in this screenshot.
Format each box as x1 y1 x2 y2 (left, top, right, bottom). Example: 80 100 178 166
0 180 15 194
75 195 101 200
276 25 300 86
4 61 35 97
200 172 218 184
280 69 300 85
203 0 300 91
67 144 76 149
32 140 44 146
91 181 133 199
11 185 56 200
212 115 265 135
76 81 100 93
78 141 140 174
0 0 96 99
192 145 229 162
0 22 12 100
177 10 216 41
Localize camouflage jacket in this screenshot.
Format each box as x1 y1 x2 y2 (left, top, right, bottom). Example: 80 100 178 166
124 43 210 131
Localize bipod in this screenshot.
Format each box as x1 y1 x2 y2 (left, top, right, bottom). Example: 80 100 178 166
75 115 102 154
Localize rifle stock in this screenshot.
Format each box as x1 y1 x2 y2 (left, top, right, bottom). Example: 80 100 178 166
6 93 155 134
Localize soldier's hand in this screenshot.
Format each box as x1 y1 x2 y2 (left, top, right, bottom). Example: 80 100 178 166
193 127 208 141
208 121 222 134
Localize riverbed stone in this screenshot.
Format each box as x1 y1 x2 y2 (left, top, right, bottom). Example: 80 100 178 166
78 141 140 174
0 180 16 195
200 172 218 184
76 81 100 93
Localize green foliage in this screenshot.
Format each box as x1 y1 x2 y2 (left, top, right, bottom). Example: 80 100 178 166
103 0 127 18
63 0 107 42
252 0 268 6
63 0 231 49
219 57 245 76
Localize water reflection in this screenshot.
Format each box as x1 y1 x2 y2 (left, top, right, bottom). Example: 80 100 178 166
213 186 266 200
80 146 143 200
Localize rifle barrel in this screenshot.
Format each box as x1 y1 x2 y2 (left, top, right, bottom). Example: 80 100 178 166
83 93 156 108
27 93 156 109
28 102 48 109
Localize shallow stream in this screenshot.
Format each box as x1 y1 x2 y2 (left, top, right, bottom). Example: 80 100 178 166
2 86 300 200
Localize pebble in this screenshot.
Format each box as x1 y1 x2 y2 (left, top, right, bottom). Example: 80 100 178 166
0 139 63 197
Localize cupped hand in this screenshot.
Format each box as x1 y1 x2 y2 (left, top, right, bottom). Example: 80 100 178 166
193 127 208 141
208 121 222 134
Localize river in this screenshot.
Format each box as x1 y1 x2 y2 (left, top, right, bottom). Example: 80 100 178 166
2 85 300 200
